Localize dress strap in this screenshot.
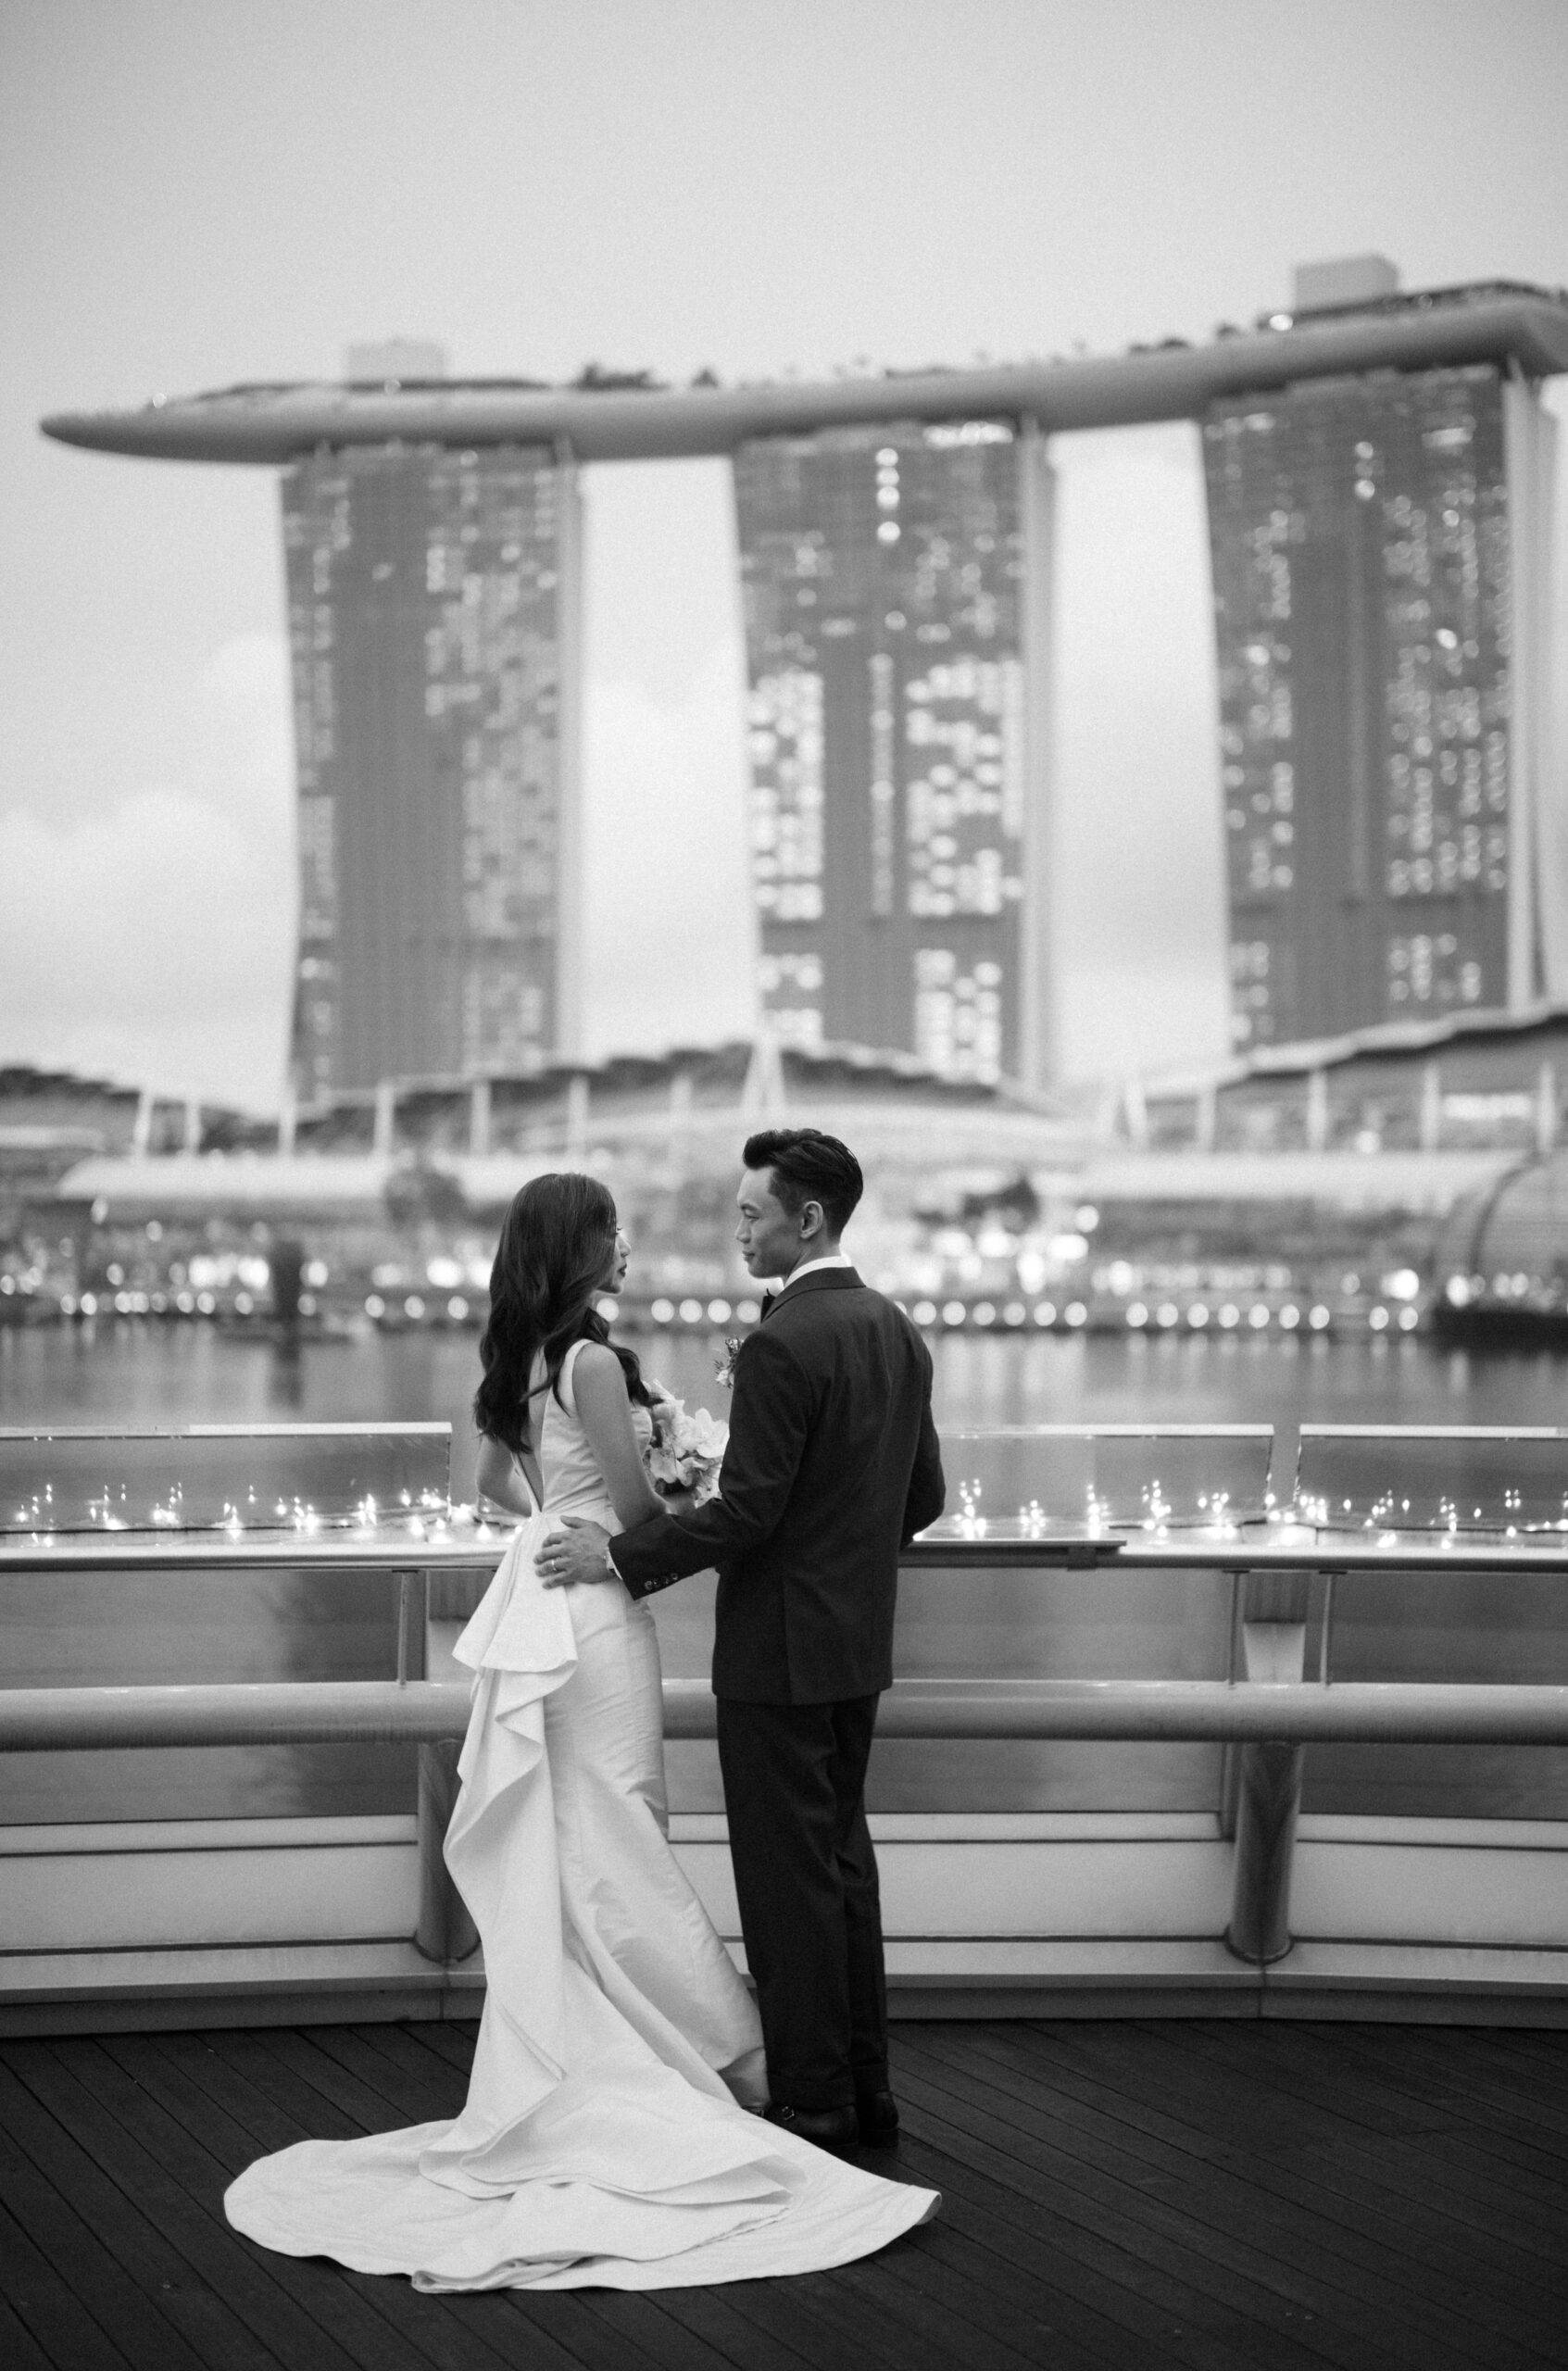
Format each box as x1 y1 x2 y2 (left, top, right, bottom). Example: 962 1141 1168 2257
556 1335 590 1417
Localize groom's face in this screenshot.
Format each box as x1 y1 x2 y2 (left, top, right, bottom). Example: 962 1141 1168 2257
735 1167 811 1281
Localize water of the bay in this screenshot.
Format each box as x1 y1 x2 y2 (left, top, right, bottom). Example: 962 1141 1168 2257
5 1320 1566 1823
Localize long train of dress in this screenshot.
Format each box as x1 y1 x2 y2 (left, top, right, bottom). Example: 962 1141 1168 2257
226 1389 938 2288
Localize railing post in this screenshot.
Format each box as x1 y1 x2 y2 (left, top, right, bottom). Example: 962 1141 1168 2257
1225 1570 1311 1964
1219 1569 1244 1839
406 1565 478 1963
414 1739 480 1963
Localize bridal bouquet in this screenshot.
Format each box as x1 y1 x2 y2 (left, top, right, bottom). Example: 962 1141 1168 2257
645 1391 728 1504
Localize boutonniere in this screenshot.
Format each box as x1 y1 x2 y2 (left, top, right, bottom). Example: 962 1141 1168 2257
714 1336 743 1390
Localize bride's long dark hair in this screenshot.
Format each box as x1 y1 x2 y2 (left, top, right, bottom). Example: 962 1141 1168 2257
472 1173 652 1454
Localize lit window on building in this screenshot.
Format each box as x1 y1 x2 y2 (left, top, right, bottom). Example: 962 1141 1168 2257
734 420 1034 1077
748 669 825 923
757 952 824 1046
1204 366 1512 1048
281 445 574 1090
906 658 1023 920
913 948 1004 1083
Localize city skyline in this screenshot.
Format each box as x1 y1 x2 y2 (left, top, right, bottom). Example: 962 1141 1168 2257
47 281 1567 1096
6 1 1567 1103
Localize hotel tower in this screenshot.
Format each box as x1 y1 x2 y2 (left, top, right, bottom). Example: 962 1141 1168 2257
42 270 1568 1086
1205 262 1562 1051
734 420 1055 1085
283 347 583 1098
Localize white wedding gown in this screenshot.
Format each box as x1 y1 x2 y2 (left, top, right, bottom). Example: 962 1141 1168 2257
225 1340 938 2289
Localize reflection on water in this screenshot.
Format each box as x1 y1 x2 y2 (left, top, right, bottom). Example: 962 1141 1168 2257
14 1317 1568 1482
268 1338 305 1413
5 1321 1568 1822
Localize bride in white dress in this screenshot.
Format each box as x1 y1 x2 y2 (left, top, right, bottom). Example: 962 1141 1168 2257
226 1173 937 2289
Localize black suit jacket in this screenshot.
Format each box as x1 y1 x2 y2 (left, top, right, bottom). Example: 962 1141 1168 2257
610 1267 945 1704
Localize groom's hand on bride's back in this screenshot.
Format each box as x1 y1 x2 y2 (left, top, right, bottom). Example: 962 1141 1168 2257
536 1517 618 1587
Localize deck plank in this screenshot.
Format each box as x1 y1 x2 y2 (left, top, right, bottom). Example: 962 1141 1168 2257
1025 2023 1568 2371
906 2023 1443 2356
890 2119 1311 2371
827 2206 1132 2371
920 2017 1566 2356
292 2025 466 2126
1144 2022 1568 2258
889 2039 1354 2371
664 2269 929 2371
561 2288 774 2371
0 2054 263 2371
3 2019 1566 2371
0 2193 133 2371
877 2100 1194 2364
0 2284 57 2371
1030 2018 1568 2272
1195 2013 1568 2163
95 2031 469 2371
595 2280 827 2371
890 2066 1312 2370
1287 2021 1568 2161
16 2038 354 2371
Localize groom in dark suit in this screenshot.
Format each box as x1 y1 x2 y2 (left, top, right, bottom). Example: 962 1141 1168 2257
538 1127 944 2153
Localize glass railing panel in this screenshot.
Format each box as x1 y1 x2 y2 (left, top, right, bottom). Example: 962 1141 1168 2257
0 1424 452 1535
649 1560 1235 1815
0 1558 422 1823
0 1423 454 1818
1304 1561 1568 1820
11 1417 1568 1826
872 1559 1232 1813
1293 1425 1568 1534
923 1424 1275 1537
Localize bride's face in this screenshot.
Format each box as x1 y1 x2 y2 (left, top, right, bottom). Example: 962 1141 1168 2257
597 1227 631 1295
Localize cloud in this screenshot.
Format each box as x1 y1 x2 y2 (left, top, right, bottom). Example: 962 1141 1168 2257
0 630 297 1101
1 621 764 1101
184 629 296 821
0 786 295 1102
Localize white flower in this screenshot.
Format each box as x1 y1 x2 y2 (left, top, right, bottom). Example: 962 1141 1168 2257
645 1394 729 1503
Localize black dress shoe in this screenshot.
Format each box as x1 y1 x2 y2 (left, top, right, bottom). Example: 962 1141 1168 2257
856 2088 900 2147
761 2101 860 2154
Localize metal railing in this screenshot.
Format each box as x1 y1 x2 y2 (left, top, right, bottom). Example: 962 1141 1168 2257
5 1672 1568 1970
9 1410 1568 1976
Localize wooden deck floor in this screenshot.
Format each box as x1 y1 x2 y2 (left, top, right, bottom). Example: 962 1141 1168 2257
1 2017 1565 2370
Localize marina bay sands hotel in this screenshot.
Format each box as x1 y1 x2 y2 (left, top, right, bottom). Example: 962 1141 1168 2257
44 262 1568 1098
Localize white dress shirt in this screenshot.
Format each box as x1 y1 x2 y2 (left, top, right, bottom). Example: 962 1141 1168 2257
771 1251 853 1296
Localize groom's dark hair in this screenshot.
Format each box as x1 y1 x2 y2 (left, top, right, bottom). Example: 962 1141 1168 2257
743 1128 863 1236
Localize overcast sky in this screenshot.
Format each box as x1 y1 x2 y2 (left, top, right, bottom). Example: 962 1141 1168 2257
3 0 1566 1105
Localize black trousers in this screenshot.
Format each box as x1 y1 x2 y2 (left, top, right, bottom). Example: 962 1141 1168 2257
716 1691 888 2114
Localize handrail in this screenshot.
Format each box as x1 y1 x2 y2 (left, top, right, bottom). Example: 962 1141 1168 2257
4 1675 1568 1751
13 1526 1568 1573
6 1674 1567 1976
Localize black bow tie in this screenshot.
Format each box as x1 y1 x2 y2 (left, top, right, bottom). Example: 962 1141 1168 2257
759 1290 776 1319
